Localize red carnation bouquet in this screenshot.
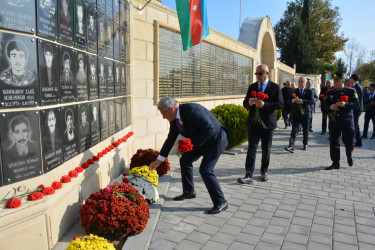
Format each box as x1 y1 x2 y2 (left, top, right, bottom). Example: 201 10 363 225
329 95 349 122
130 149 170 177
291 92 305 115
177 138 193 157
251 91 269 124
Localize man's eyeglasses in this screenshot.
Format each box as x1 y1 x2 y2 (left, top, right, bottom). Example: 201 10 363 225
254 72 264 76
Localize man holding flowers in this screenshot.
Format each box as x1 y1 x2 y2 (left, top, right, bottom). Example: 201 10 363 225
238 64 283 184
323 72 359 170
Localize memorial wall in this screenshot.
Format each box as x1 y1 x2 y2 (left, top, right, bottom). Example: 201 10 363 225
0 0 131 187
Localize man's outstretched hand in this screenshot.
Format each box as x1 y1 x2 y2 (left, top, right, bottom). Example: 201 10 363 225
149 159 162 171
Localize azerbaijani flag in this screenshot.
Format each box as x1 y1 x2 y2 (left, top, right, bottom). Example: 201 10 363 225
175 0 209 51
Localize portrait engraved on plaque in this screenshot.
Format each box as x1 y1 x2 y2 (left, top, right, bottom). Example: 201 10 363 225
98 57 107 98
120 28 129 62
113 0 120 24
86 5 97 54
120 0 129 32
62 105 78 161
115 99 122 133
120 63 126 96
59 46 75 103
75 52 88 101
107 59 114 97
114 62 121 96
113 27 120 60
0 0 36 34
125 63 130 95
97 13 106 56
58 0 74 45
88 54 98 100
41 108 63 172
108 100 115 136
0 33 39 108
90 102 100 146
126 96 131 127
78 103 91 153
37 0 57 40
38 39 59 105
74 0 86 49
0 111 42 185
105 18 114 58
121 97 126 129
100 100 108 141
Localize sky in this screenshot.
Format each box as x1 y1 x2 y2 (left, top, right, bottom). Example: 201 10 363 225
161 0 375 60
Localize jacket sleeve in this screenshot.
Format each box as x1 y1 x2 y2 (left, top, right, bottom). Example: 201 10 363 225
243 84 253 110
159 123 179 158
263 82 284 111
302 89 314 107
188 109 217 147
343 89 360 112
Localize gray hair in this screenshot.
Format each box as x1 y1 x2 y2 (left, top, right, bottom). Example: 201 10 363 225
158 96 178 110
299 76 307 83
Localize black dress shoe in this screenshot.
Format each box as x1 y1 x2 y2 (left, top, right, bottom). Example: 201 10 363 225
321 131 326 135
207 201 228 214
237 176 253 184
371 135 375 139
309 129 314 132
173 193 196 201
301 145 307 150
362 135 367 139
285 147 294 153
260 174 268 182
325 164 340 170
355 142 362 147
348 158 353 167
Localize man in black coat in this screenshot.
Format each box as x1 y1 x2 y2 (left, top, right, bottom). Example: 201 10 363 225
350 74 363 146
324 72 359 169
237 64 283 184
285 77 314 152
306 79 318 132
320 80 333 135
149 96 229 214
281 80 293 128
362 83 375 139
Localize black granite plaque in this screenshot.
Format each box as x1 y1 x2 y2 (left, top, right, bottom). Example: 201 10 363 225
74 0 86 49
113 27 120 60
97 13 106 56
106 18 114 58
98 57 107 98
0 33 39 108
100 100 108 140
38 39 59 105
106 0 113 18
115 99 121 132
108 100 115 136
36 0 57 40
78 103 91 152
159 28 174 97
58 0 74 45
88 54 98 100
59 46 76 103
119 63 126 96
120 28 129 63
107 59 114 97
62 105 78 161
126 96 131 127
86 0 96 8
0 148 3 186
0 0 36 34
40 108 63 172
113 0 120 25
90 102 100 146
86 5 97 54
121 97 126 129
0 111 42 185
75 52 88 101
114 62 121 96
120 0 129 32
125 64 130 95
97 0 106 15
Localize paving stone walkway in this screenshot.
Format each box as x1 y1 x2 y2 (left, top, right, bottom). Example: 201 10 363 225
147 109 375 250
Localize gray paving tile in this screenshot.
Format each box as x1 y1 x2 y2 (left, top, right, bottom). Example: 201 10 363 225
284 232 309 245
228 241 255 250
235 232 260 245
265 225 288 236
211 231 236 245
357 232 375 245
242 225 266 236
149 238 177 250
255 241 282 250
260 232 285 245
308 231 332 245
333 241 358 250
195 223 220 236
186 231 211 244
174 239 203 250
333 232 357 245
307 241 332 250
201 240 230 250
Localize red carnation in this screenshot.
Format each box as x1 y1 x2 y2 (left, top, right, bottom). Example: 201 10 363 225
128 131 134 136
61 175 71 183
75 166 84 173
6 198 21 209
28 192 43 201
122 172 128 176
87 159 94 165
122 177 128 183
97 152 103 158
69 170 78 178
52 181 62 189
82 162 90 169
93 156 100 161
42 187 55 195
37 184 45 192
339 95 349 102
110 145 115 149
102 149 108 154
291 92 297 98
251 91 257 96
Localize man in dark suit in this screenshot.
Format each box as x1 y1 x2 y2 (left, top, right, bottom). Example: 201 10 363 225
237 64 283 184
306 79 318 132
350 74 363 147
281 80 293 128
149 96 228 214
324 72 359 170
285 77 314 153
362 83 375 139
320 80 333 135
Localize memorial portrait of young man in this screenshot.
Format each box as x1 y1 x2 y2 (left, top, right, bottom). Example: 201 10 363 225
75 52 88 101
59 46 75 103
88 55 98 100
62 105 78 161
86 5 97 53
90 102 101 146
78 103 91 153
74 0 86 49
115 99 122 133
97 13 106 56
108 100 116 136
107 60 115 97
100 100 109 141
37 0 57 39
98 57 108 98
58 0 74 45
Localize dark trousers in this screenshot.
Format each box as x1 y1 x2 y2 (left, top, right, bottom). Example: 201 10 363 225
363 112 375 137
322 110 328 132
309 110 313 130
354 112 362 144
282 108 291 126
179 130 227 206
289 116 309 148
329 120 355 166
245 125 274 177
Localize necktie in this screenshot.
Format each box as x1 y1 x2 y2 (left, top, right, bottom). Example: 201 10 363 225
176 119 183 132
259 83 264 93
300 89 303 96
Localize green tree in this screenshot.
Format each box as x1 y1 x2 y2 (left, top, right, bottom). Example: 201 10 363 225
335 58 347 74
355 60 375 87
274 0 347 64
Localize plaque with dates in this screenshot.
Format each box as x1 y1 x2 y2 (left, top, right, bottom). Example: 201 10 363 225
113 27 121 60
108 100 115 136
107 59 114 97
106 18 114 58
0 111 42 185
59 46 76 103
88 54 98 100
90 102 100 146
38 39 59 105
74 0 86 49
98 57 107 98
62 105 78 161
78 103 91 153
120 28 129 62
121 97 126 129
86 5 97 54
37 0 57 40
120 0 129 32
126 96 131 127
97 13 106 56
0 0 36 34
58 0 74 45
115 99 122 132
119 63 126 96
75 52 88 101
41 108 63 172
114 62 121 96
0 32 39 108
100 100 108 140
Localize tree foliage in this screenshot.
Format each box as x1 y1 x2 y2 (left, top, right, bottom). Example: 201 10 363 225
274 0 348 64
355 60 375 87
335 58 347 74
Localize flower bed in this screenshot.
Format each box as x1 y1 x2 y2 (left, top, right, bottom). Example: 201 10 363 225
129 149 170 177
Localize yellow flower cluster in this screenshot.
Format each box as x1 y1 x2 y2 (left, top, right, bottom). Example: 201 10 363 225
129 165 159 186
66 234 115 250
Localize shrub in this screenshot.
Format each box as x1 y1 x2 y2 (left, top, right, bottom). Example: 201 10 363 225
211 104 248 149
130 149 170 176
276 109 282 121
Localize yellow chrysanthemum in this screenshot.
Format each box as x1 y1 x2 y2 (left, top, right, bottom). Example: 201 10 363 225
129 165 159 186
66 234 115 250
